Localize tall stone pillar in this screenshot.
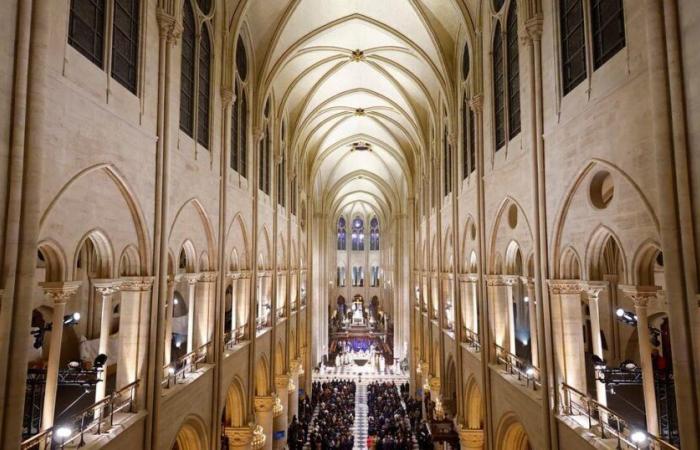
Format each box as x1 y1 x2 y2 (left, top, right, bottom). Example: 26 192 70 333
548 280 586 392
164 276 176 365
621 285 659 435
273 376 289 449
185 273 198 352
118 277 153 408
522 277 538 367
288 360 301 422
468 275 479 333
39 281 81 430
503 276 518 354
583 281 608 409
255 396 274 450
459 427 484 450
485 275 508 358
196 271 217 350
93 280 121 410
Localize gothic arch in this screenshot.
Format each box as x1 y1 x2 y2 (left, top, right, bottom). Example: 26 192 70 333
464 376 484 430
73 229 115 280
169 198 217 270
37 239 68 282
223 377 246 428
495 412 531 450
170 414 209 450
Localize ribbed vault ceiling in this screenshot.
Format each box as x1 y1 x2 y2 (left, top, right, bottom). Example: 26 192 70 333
243 0 473 219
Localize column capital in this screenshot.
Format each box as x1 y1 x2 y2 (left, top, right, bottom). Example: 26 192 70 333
466 274 479 283
198 271 218 283
429 376 441 392
525 14 544 41
93 279 122 296
254 395 274 412
224 426 253 447
120 276 154 292
155 8 182 45
40 281 82 304
275 374 290 390
502 275 519 286
185 273 200 285
547 279 581 295
619 285 658 307
290 358 303 375
581 280 608 298
485 274 506 286
459 427 485 449
469 94 484 113
519 276 534 287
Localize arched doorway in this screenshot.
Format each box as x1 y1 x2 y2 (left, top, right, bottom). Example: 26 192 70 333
496 414 530 450
172 416 208 450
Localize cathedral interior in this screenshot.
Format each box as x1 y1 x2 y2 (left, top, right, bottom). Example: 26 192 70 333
0 0 699 449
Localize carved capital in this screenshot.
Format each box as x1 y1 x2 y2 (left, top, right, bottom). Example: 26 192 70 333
93 279 122 296
224 426 253 447
290 358 303 375
40 281 82 304
185 273 200 285
469 95 484 113
156 8 182 45
502 275 519 286
581 280 608 299
120 276 154 292
525 14 544 41
459 427 485 449
547 279 581 295
254 396 274 413
275 374 290 391
485 274 505 287
620 285 658 308
429 376 441 392
199 271 218 283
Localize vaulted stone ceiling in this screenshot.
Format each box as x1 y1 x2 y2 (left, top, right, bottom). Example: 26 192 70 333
242 0 475 220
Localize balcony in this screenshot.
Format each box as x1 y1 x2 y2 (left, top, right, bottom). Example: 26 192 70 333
494 344 540 391
560 383 679 450
462 327 481 352
224 324 248 350
21 381 139 450
162 342 211 389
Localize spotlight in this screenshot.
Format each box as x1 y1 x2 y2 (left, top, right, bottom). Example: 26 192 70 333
523 296 529 303
55 426 72 442
630 431 647 444
68 360 81 370
616 308 624 318
63 312 81 327
526 367 535 377
175 340 182 349
168 366 175 375
174 298 179 305
93 353 108 369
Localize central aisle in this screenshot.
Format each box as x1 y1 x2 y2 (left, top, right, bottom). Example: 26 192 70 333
353 380 368 450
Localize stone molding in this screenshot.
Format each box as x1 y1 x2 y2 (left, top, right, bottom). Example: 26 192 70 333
547 279 581 295
581 280 608 298
39 281 82 304
199 271 218 283
120 276 154 292
155 8 182 45
93 278 122 296
485 274 506 286
619 285 658 307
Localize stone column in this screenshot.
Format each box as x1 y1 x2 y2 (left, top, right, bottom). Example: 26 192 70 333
224 426 254 450
185 273 198 352
621 285 659 435
503 276 518 354
255 396 274 450
522 277 538 367
288 360 301 422
468 275 479 333
93 279 121 410
485 275 508 358
459 427 484 450
117 277 153 408
164 276 176 365
196 271 217 350
583 281 608 409
273 376 289 449
39 281 81 430
548 280 586 392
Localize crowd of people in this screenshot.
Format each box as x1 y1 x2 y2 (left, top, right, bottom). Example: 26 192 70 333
299 380 356 449
366 382 415 449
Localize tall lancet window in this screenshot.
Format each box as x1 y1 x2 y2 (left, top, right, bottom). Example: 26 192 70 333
370 217 380 251
352 217 364 251
337 217 347 250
